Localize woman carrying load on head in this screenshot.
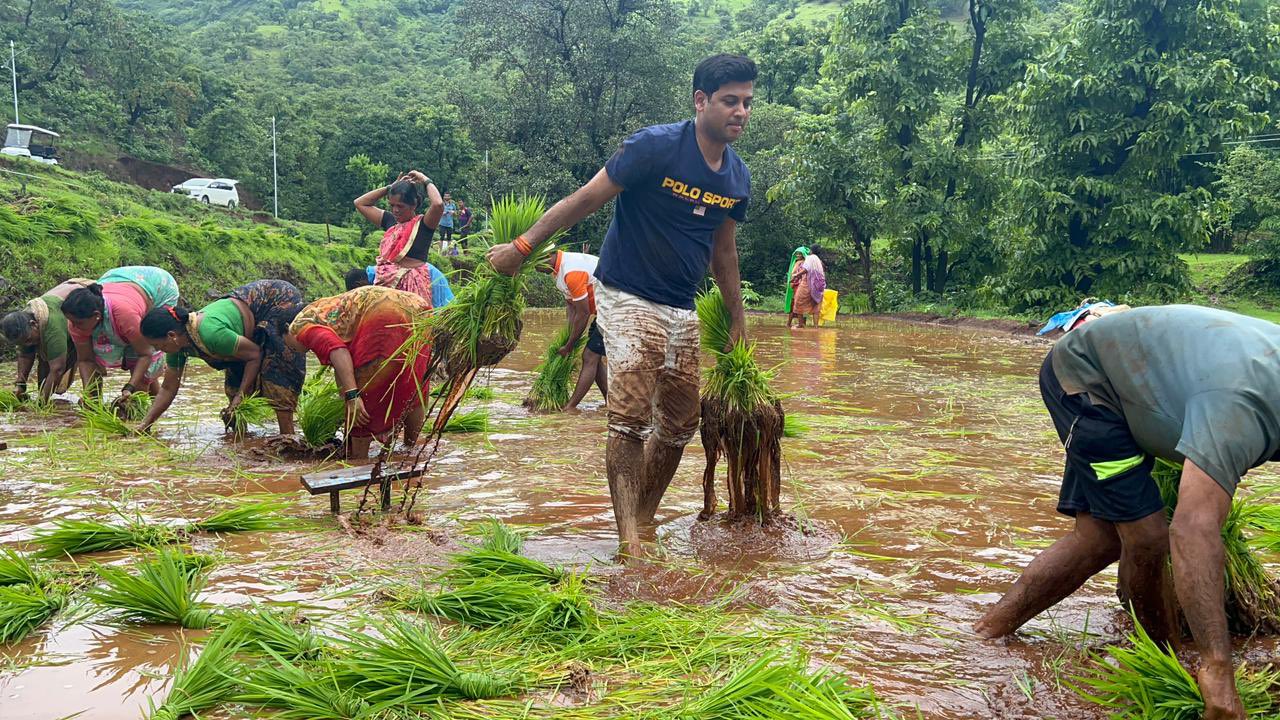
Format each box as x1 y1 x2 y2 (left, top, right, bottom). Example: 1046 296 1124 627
785 246 813 329
353 170 444 304
64 266 180 409
285 285 432 459
135 279 307 436
0 278 95 402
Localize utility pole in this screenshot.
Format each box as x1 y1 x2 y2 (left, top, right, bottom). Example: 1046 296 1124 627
9 41 17 125
271 116 279 218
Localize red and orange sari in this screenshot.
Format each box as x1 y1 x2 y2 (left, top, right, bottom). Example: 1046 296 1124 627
374 217 434 302
289 286 431 437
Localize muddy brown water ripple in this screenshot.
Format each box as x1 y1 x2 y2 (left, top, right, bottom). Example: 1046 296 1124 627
2 310 1277 719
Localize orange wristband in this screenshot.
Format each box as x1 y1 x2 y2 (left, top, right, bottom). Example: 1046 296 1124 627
513 235 533 257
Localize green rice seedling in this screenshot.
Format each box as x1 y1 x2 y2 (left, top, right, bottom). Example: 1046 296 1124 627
442 408 489 433
145 629 245 720
298 373 345 447
475 517 526 554
448 547 566 586
77 398 134 436
675 652 885 719
0 389 22 411
225 393 275 435
1154 461 1280 633
0 584 67 644
783 413 809 438
120 391 153 421
187 499 289 534
431 385 495 401
330 615 519 704
0 549 47 587
399 574 595 633
238 652 384 720
90 549 213 629
220 606 326 661
525 325 586 412
34 516 178 558
1072 615 1279 719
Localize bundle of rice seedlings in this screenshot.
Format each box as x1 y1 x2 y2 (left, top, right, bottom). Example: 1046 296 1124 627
696 285 785 522
448 547 566 586
225 393 275 435
442 408 489 434
675 652 886 719
78 399 133 436
431 385 495 401
89 549 213 629
0 548 47 587
475 517 526 554
298 373 345 448
524 325 586 412
1154 460 1280 634
0 583 68 644
1072 615 1279 719
424 195 566 375
330 615 519 704
220 606 326 661
34 516 178 558
120 391 153 421
0 389 22 411
237 653 382 720
399 574 595 633
187 499 289 534
145 629 245 720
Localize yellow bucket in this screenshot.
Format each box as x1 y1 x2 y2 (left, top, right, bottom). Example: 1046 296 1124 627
819 289 839 324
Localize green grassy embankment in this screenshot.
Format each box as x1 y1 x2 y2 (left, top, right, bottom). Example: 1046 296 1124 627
0 159 369 309
1181 253 1280 323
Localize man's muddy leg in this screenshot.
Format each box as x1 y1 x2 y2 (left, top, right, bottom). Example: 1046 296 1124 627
607 433 647 558
975 512 1121 638
637 319 700 525
1115 510 1178 645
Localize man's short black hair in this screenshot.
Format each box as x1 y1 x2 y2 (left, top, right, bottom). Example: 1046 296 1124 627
345 267 372 291
693 54 757 97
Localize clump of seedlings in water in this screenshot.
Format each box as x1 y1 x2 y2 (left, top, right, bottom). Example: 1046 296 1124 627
783 413 809 438
34 500 287 557
0 389 23 411
0 548 48 587
77 398 136 436
1072 612 1280 719
695 285 786 523
145 629 245 720
88 548 214 628
0 582 68 644
120 391 153 421
225 393 275 436
298 372 345 448
236 655 380 720
442 408 490 434
219 605 327 661
1154 461 1280 634
524 325 585 412
675 651 887 719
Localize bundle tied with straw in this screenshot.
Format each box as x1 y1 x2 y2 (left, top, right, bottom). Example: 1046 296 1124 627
524 325 586 412
695 284 785 523
1153 459 1280 635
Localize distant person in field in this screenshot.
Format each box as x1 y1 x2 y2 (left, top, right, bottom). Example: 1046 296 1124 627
353 170 444 307
137 279 307 436
537 250 608 411
456 200 473 247
1 278 95 403
787 245 825 328
63 266 181 409
974 305 1280 720
439 192 457 250
486 53 756 557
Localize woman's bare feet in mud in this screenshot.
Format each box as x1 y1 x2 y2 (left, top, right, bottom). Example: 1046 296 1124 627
1198 662 1245 720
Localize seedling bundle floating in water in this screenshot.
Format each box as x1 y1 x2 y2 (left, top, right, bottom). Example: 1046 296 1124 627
89 548 214 629
524 325 586 412
33 500 288 558
695 285 786 523
1153 460 1280 634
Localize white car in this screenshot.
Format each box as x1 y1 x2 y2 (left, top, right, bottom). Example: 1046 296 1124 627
172 178 240 208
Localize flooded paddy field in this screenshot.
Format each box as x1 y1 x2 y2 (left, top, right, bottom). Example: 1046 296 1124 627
2 310 1277 719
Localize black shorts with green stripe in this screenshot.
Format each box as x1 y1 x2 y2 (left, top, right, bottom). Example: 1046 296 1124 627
1039 350 1164 523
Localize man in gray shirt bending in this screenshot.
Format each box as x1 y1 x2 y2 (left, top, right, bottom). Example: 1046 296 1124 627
975 305 1280 720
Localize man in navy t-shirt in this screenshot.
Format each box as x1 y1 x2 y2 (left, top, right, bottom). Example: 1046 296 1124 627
487 54 756 558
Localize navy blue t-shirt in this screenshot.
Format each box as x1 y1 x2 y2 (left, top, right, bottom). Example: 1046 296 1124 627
595 120 751 309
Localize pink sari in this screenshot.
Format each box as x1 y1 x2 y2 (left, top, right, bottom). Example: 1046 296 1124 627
374 216 434 303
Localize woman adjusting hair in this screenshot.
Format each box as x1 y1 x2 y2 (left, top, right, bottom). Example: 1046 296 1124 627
136 280 307 436
63 266 180 409
353 170 444 305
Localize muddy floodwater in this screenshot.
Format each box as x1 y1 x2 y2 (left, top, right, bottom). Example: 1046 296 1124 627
2 310 1277 719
